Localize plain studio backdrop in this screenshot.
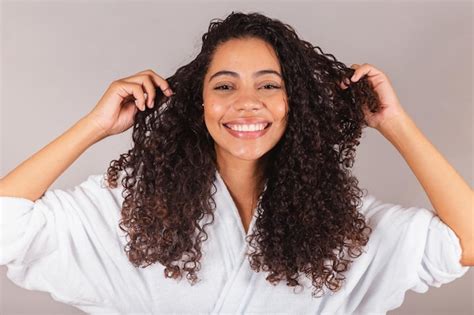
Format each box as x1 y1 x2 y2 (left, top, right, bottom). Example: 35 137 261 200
0 0 472 314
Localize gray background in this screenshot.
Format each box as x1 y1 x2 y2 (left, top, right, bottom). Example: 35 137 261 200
0 0 472 314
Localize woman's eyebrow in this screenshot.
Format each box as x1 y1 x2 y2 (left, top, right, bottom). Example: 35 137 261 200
208 69 282 82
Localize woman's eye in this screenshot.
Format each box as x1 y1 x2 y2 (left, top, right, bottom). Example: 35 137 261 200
214 84 232 90
214 84 281 90
262 84 281 89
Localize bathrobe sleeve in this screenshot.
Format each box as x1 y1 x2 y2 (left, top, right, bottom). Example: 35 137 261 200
0 173 122 308
358 194 470 311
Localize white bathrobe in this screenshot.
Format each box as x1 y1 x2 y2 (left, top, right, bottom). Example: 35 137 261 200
0 171 469 314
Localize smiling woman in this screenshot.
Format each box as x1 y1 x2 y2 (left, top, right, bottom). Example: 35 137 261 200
102 10 383 297
202 37 290 225
203 38 287 149
0 10 470 315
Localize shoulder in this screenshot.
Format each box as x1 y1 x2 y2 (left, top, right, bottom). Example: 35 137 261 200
72 173 125 203
358 193 435 230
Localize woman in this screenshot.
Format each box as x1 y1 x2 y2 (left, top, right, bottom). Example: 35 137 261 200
0 11 471 314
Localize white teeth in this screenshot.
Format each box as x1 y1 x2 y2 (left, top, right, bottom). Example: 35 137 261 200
226 123 268 132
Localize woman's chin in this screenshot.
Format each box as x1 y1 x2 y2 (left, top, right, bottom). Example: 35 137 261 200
234 154 264 161
215 145 267 161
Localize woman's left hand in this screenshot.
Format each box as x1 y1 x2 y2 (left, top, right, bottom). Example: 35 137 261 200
340 63 408 131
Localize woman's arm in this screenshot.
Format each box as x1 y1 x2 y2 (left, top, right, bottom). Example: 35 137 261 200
346 63 473 266
378 112 474 266
0 69 172 202
0 116 106 202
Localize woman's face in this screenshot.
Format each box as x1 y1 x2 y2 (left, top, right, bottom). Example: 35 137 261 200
202 37 289 162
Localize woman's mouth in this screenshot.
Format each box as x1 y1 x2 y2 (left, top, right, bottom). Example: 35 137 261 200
223 122 272 139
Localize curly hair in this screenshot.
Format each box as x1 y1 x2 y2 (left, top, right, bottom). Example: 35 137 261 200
104 11 381 298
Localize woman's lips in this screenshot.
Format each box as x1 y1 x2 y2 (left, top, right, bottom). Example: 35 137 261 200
223 123 271 139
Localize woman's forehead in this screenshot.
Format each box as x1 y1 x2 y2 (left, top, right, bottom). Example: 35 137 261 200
208 38 281 72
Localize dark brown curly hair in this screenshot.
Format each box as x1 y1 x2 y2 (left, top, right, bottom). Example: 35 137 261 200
104 11 381 298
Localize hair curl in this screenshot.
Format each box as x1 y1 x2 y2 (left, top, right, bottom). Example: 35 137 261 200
105 11 381 298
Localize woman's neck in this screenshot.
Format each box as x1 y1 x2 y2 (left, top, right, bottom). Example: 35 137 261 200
215 148 268 214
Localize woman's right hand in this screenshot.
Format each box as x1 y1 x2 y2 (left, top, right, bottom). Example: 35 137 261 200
85 69 174 138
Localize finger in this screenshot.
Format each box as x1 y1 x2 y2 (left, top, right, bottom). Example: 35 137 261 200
351 63 382 82
339 78 351 89
113 81 147 111
124 70 173 98
136 69 174 96
351 64 371 82
340 65 359 89
124 75 157 108
142 79 156 108
349 64 360 81
352 68 376 82
349 64 360 83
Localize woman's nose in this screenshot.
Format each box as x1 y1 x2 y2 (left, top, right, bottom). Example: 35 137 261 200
233 94 263 111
